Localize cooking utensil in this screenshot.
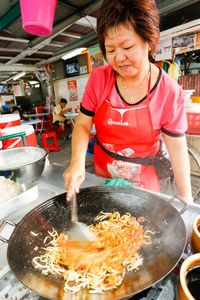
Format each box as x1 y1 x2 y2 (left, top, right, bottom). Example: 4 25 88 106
0 146 47 183
0 186 186 300
67 192 96 240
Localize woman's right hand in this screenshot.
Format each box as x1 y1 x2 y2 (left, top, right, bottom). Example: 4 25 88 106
63 162 85 201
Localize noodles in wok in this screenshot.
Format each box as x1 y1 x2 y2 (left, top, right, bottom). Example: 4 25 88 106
33 212 152 294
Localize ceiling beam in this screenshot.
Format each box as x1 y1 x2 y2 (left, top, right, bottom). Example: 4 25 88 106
75 16 97 29
157 0 200 16
21 57 42 61
0 56 13 60
0 75 13 78
56 31 97 56
49 43 64 48
0 47 23 53
58 0 82 16
60 32 83 38
0 2 20 29
0 64 39 72
0 47 53 55
37 31 97 65
0 36 29 43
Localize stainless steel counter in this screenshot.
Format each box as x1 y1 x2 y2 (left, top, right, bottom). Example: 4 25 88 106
0 161 199 299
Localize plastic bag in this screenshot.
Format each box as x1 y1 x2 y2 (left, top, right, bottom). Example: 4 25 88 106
103 178 133 188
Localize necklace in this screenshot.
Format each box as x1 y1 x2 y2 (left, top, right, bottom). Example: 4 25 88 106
122 69 150 104
123 79 135 103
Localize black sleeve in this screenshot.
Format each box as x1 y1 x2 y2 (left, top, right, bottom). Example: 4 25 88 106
80 104 95 117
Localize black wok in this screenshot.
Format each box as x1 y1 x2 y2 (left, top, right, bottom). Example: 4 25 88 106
1 186 186 300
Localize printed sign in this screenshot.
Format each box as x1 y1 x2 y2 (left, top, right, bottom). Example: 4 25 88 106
67 80 78 102
155 37 172 61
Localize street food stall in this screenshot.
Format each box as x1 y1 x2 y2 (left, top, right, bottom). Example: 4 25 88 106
0 0 200 298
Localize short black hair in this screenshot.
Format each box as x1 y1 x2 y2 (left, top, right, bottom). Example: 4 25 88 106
60 98 67 104
12 106 20 112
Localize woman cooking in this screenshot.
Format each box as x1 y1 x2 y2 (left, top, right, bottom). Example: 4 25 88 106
63 0 193 206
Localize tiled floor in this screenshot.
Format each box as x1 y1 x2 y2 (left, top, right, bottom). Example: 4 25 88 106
37 134 200 205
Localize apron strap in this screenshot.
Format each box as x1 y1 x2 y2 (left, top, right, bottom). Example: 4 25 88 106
95 136 173 179
95 135 157 166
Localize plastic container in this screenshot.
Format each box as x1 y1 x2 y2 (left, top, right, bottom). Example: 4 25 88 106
0 114 21 129
0 125 37 149
87 134 95 157
184 90 195 106
20 0 58 36
191 96 200 103
178 253 200 300
191 215 200 253
186 112 200 135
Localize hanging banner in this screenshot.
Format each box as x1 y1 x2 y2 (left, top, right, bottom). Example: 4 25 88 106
67 80 78 102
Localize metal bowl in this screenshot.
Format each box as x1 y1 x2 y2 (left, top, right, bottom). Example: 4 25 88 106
0 146 48 183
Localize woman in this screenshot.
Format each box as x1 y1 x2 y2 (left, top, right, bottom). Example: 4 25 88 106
63 0 193 206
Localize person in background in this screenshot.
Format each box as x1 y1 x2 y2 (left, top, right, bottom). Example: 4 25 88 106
12 106 29 120
1 103 12 114
63 0 193 206
53 98 72 135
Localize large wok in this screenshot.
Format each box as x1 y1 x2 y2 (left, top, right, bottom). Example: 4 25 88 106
0 186 186 300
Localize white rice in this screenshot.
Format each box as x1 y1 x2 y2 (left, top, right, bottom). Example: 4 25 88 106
0 152 43 169
0 176 23 203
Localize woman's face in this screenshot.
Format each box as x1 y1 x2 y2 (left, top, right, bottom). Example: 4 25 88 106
105 23 150 78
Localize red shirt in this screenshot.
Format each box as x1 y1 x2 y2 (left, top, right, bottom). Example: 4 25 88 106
81 64 187 138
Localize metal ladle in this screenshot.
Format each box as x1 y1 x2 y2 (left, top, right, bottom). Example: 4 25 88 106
68 192 96 241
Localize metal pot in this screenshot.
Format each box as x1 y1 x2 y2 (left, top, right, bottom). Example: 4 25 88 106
0 186 186 300
0 146 48 183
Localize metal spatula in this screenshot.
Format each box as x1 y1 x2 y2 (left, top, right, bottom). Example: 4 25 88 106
67 192 96 241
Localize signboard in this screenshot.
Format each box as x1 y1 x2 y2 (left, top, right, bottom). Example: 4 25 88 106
172 33 195 54
155 38 172 61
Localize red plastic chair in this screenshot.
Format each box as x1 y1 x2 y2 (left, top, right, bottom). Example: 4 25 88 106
43 114 62 137
35 105 45 114
41 132 60 151
34 105 46 134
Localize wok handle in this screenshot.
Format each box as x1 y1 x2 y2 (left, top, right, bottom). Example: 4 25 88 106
168 196 187 214
0 220 16 243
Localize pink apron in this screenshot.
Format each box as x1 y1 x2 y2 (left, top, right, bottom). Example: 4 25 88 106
93 67 161 192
